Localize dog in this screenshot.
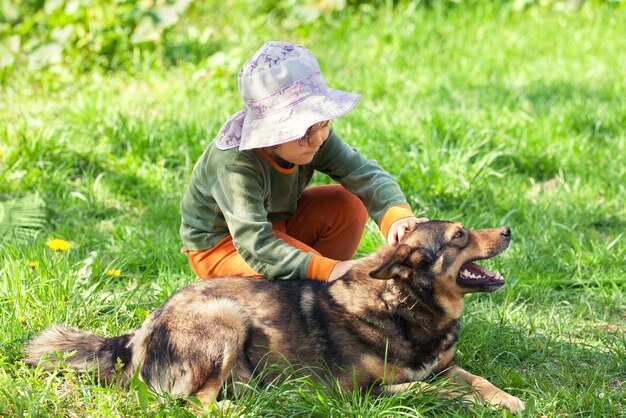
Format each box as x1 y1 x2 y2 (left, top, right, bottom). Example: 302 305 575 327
24 221 525 414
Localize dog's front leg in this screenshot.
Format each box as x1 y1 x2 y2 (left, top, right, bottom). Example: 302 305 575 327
383 367 525 415
441 365 525 414
383 380 432 394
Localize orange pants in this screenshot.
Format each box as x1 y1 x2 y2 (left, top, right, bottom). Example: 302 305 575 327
186 185 368 279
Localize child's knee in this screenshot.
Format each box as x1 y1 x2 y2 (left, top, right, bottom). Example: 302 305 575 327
331 186 367 226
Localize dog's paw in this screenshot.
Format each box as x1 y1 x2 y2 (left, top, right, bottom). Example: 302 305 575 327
489 391 525 414
215 400 238 413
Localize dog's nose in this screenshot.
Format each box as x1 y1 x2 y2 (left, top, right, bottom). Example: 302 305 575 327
501 227 511 239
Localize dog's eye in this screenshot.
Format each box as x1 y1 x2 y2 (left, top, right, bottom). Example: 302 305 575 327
453 230 465 239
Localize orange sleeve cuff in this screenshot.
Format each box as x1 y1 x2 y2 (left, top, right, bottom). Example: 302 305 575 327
306 254 339 282
379 204 414 238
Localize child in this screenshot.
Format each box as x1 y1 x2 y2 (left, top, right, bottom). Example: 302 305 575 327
180 41 423 282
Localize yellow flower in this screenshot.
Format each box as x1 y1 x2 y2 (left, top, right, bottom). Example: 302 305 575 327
46 239 71 252
29 261 39 268
105 269 121 277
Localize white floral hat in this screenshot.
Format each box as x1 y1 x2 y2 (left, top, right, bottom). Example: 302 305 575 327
215 41 361 151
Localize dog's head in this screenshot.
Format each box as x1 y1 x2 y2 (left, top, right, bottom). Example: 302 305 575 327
369 220 511 294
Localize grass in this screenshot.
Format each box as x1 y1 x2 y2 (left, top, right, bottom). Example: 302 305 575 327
1 1 625 416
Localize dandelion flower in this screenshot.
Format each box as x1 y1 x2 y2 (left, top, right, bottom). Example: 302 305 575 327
46 239 71 252
105 269 121 277
29 261 39 268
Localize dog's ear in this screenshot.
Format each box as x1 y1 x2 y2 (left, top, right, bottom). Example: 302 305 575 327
369 244 422 280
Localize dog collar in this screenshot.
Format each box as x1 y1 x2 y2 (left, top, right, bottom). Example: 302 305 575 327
388 282 420 311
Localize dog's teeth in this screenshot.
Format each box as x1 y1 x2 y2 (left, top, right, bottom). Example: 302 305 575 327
461 269 471 277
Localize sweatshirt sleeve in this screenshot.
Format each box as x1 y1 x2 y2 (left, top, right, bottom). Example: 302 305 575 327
311 130 413 230
212 163 315 281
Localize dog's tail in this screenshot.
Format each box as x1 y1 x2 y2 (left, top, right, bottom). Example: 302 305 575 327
24 325 135 380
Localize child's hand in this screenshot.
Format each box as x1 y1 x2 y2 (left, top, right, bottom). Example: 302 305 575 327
386 217 428 246
328 260 358 281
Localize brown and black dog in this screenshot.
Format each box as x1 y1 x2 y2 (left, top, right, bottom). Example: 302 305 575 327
24 221 525 414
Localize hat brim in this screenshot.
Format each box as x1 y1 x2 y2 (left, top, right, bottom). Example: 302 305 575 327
238 88 360 151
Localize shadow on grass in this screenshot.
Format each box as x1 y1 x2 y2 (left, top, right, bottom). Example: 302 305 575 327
422 80 623 180
23 144 189 275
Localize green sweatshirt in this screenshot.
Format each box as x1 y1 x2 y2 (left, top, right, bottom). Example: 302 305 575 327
180 129 411 280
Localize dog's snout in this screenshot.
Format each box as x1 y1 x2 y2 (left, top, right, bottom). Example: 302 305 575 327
501 227 511 239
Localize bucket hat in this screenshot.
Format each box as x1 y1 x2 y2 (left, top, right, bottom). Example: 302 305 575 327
215 41 360 151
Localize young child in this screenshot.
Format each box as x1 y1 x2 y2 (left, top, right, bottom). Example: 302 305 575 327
180 41 423 282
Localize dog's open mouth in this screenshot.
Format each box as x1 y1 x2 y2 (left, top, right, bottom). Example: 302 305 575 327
457 262 505 290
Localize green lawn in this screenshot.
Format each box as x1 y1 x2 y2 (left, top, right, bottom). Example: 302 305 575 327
1 1 625 416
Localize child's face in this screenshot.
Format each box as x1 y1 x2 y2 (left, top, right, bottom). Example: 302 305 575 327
274 121 330 165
